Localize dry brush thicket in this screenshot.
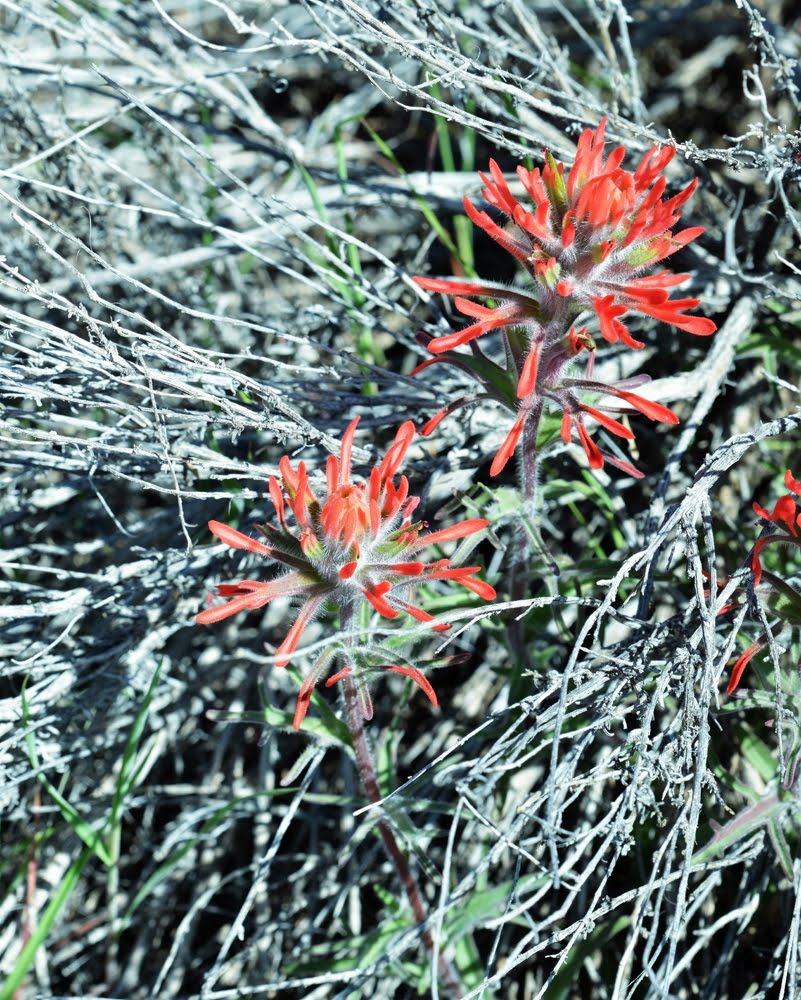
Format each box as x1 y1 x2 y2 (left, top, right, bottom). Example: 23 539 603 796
1 1 801 998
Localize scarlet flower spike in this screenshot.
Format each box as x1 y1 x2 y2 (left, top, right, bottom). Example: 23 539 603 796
414 119 715 476
197 419 495 728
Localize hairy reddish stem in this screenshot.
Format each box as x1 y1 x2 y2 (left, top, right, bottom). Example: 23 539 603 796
508 402 547 662
341 673 463 998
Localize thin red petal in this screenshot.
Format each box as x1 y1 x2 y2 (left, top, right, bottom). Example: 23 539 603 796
293 690 313 730
577 422 604 469
726 638 766 695
490 412 526 476
274 595 325 668
390 561 426 575
339 416 360 486
363 586 400 619
325 665 352 687
387 666 438 707
414 519 489 550
517 343 540 399
195 590 270 625
580 404 635 439
428 312 516 354
611 390 679 424
378 421 416 481
414 275 502 297
208 520 272 556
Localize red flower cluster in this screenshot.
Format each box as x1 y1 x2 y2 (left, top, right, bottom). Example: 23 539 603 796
415 118 716 476
197 417 495 728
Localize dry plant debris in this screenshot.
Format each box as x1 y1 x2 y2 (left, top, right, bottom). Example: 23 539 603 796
2 1 801 998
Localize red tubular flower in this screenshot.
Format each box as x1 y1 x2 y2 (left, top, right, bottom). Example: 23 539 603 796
414 118 716 476
197 417 495 728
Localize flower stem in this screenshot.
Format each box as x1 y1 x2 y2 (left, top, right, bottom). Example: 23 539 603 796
341 673 464 998
519 406 542 524
508 402 552 663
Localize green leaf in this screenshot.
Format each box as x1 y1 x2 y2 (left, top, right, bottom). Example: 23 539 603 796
362 122 470 270
0 843 96 1000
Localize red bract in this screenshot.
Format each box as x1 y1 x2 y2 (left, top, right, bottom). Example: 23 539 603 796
414 118 716 476
726 637 768 696
197 417 495 728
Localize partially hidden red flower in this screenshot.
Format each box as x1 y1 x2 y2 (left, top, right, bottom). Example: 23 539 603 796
751 469 801 586
414 118 716 476
724 470 801 694
197 417 495 728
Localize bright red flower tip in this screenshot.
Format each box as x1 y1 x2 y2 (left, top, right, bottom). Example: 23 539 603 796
462 196 531 263
325 665 352 688
456 575 496 600
340 416 359 479
293 690 313 731
377 420 416 481
612 389 679 424
387 666 438 707
636 299 717 336
517 343 541 399
390 561 426 575
196 592 259 626
414 275 495 296
363 585 401 619
580 404 635 439
421 407 449 435
785 470 801 494
576 421 604 469
754 494 800 536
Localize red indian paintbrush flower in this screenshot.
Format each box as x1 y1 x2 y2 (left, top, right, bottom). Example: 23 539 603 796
724 470 801 694
414 118 716 476
197 417 495 728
